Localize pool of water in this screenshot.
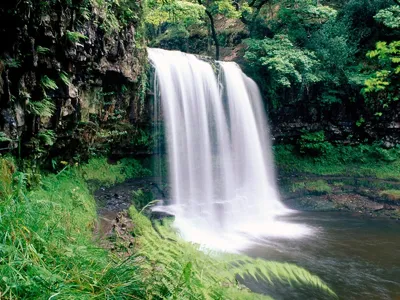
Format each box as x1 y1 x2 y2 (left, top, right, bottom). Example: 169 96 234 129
244 212 400 299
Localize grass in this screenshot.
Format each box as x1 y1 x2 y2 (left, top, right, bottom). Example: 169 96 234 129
274 144 400 181
0 157 148 299
80 157 151 190
291 180 332 194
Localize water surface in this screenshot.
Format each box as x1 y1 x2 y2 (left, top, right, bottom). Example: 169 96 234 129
245 212 400 299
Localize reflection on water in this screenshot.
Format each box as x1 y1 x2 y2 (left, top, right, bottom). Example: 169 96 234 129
245 212 400 300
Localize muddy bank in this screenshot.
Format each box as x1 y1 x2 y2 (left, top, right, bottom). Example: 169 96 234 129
280 174 400 220
93 177 169 251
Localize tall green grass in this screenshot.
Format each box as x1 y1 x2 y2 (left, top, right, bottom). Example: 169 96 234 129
0 157 146 299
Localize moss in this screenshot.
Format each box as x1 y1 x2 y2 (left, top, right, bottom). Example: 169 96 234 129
379 190 400 201
274 144 400 181
291 180 332 194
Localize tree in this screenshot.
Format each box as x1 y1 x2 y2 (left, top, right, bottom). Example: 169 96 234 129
196 0 248 59
362 2 400 113
244 35 321 107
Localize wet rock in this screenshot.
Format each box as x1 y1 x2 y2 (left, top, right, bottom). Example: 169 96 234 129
382 141 395 149
0 1 146 157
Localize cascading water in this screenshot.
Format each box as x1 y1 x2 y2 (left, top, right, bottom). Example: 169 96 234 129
149 48 310 251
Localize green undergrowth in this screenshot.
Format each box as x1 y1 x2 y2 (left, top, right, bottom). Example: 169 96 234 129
291 180 332 194
0 156 148 299
1 155 337 299
80 157 152 189
274 144 400 180
129 207 337 299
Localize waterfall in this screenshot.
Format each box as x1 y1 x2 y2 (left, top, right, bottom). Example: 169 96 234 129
149 48 310 251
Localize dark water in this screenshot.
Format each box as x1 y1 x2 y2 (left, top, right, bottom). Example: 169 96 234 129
245 212 400 300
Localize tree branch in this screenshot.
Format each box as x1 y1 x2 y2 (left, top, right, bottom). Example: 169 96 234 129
197 0 220 60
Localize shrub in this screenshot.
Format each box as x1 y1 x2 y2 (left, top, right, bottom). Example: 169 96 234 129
298 131 333 156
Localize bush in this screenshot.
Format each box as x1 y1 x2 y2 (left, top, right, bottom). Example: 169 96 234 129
298 131 333 156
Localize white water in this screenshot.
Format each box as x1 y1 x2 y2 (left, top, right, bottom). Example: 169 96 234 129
149 48 311 252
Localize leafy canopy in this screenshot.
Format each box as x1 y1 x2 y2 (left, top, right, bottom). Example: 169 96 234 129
245 35 321 88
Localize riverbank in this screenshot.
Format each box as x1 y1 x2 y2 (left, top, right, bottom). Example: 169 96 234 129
275 144 400 219
0 157 336 299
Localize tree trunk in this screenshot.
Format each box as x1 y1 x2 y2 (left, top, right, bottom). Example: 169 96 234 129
205 10 219 60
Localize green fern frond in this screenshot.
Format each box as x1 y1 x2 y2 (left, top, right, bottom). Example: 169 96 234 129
27 98 56 118
38 130 56 146
41 76 58 91
66 30 88 43
36 46 50 54
59 71 71 86
0 132 12 142
129 206 337 300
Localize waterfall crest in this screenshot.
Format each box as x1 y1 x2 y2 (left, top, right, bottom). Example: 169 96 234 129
149 48 310 251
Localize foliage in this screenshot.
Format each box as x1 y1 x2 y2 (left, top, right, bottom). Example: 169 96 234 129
129 206 337 299
145 0 205 26
274 143 400 180
59 71 71 86
40 75 58 91
120 157 153 178
79 157 151 188
38 129 56 146
0 132 12 143
374 5 400 28
26 98 56 118
0 157 145 299
91 0 142 33
66 30 88 43
245 35 321 106
307 19 357 87
361 1 400 113
273 0 338 45
132 188 154 209
36 46 50 54
362 41 400 108
2 58 21 68
298 131 333 156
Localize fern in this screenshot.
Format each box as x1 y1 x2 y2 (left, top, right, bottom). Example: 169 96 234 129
59 71 71 86
27 98 56 118
66 30 88 43
0 132 12 142
41 76 58 91
38 130 56 146
3 58 21 68
36 46 50 54
129 207 337 299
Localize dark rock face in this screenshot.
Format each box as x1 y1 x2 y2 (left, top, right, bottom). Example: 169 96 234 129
0 1 148 159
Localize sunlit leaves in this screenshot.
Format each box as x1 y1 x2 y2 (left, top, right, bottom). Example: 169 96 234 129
374 5 400 28
145 0 205 26
245 35 322 88
363 40 400 109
